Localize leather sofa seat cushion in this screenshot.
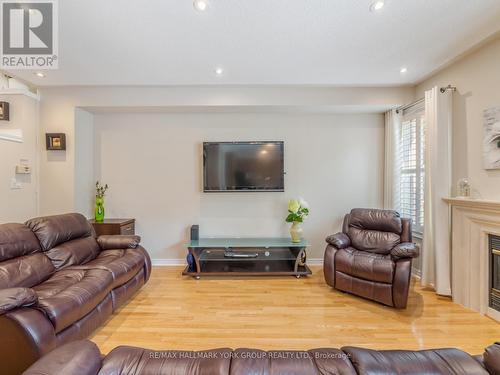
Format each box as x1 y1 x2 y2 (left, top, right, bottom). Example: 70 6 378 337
348 227 401 254
26 213 93 251
342 346 490 375
349 208 402 234
0 223 41 262
73 249 145 288
335 248 394 283
0 253 55 289
33 268 113 333
99 347 232 375
45 237 100 270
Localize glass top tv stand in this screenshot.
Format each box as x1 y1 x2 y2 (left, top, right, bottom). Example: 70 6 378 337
182 237 312 279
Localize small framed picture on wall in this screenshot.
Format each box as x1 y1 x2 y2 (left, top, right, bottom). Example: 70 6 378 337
0 102 9 121
46 133 66 150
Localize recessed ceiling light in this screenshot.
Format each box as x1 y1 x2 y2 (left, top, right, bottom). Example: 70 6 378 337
193 0 208 11
34 72 45 78
215 67 224 76
400 67 408 74
370 0 385 12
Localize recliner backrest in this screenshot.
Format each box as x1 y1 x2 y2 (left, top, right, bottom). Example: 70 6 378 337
25 213 100 270
346 208 404 254
0 223 55 288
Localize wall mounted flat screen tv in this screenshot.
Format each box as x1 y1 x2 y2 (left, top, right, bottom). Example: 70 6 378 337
203 141 284 192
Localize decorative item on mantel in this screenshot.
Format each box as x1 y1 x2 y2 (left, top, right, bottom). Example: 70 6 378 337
286 198 309 243
457 178 471 198
95 181 109 222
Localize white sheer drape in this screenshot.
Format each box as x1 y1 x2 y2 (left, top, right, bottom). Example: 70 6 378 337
384 109 402 212
421 86 452 296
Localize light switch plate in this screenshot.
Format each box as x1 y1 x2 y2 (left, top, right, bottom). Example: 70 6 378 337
16 165 31 174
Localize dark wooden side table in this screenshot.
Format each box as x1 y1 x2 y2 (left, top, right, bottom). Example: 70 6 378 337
89 218 135 236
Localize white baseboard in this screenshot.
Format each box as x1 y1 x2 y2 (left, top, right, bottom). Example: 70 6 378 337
152 259 185 266
152 258 324 266
307 258 323 266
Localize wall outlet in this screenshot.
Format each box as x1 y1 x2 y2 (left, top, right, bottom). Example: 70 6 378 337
10 178 21 190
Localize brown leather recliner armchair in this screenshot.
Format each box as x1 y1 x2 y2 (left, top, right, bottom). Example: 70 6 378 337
324 208 419 308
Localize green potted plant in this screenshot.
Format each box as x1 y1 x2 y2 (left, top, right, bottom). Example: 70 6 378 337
286 198 309 243
95 181 109 222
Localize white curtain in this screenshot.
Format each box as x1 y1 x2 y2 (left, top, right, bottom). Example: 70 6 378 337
421 86 452 296
384 109 402 212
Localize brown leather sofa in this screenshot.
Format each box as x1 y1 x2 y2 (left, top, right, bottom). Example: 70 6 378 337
324 208 419 308
0 213 151 374
22 339 500 375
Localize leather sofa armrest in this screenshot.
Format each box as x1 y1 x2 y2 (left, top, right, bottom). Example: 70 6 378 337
97 235 141 250
391 242 420 260
23 340 102 375
0 288 37 315
483 342 500 375
326 233 351 249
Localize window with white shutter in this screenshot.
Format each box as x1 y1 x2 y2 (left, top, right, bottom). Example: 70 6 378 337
399 103 425 234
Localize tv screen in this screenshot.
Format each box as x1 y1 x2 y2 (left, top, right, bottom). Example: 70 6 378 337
203 142 284 192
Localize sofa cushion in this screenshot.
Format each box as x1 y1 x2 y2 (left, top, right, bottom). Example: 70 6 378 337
26 213 94 251
44 237 100 270
23 340 102 375
0 253 55 289
100 346 232 375
342 346 490 375
349 208 402 234
230 348 355 375
335 247 394 284
347 209 402 255
33 268 113 333
348 228 401 255
71 249 145 289
0 223 41 262
0 287 38 315
308 349 357 375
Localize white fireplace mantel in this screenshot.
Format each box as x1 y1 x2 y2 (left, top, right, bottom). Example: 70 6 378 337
444 197 500 322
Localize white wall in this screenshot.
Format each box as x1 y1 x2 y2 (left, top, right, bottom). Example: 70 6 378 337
0 93 39 223
416 36 500 199
92 112 384 260
37 86 413 216
74 109 95 217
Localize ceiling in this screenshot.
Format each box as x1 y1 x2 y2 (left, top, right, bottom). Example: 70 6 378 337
7 0 500 86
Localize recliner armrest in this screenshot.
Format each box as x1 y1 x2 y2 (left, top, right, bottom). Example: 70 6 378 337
97 235 141 250
483 342 500 375
0 288 37 315
22 340 102 375
326 233 351 249
391 242 419 260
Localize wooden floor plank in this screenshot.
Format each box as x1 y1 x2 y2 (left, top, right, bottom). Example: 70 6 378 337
90 266 499 355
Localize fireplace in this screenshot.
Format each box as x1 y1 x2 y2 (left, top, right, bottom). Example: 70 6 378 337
490 235 500 312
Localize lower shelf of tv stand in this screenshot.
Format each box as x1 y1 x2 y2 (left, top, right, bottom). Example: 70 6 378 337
182 263 312 278
183 237 312 279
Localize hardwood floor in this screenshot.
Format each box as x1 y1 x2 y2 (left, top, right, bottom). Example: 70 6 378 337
90 266 499 355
